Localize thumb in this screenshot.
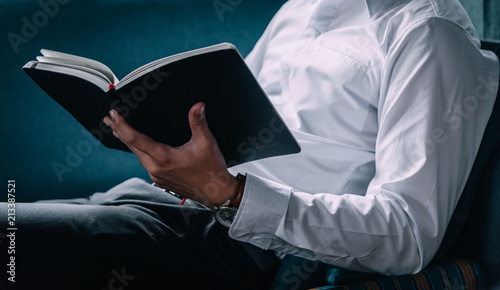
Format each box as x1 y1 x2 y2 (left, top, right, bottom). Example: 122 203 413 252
188 102 213 142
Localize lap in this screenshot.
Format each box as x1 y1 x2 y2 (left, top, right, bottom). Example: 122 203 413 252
1 178 279 289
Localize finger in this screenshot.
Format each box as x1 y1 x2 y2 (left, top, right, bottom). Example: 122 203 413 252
106 109 170 158
103 114 156 169
188 102 214 143
127 142 156 169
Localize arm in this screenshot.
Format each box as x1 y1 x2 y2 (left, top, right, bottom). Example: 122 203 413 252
229 18 498 275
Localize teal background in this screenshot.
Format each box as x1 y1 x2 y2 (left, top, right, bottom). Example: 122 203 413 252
459 0 500 40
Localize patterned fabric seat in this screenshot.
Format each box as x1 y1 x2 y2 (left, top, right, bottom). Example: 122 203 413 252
313 259 482 290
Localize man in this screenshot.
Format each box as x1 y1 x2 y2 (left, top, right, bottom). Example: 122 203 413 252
3 0 499 289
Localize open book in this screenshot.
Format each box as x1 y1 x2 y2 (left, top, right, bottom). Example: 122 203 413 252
23 43 300 166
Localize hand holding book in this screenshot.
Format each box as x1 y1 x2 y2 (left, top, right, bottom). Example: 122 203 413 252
104 102 238 209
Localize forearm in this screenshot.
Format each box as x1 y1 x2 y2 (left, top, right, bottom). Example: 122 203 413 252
229 173 421 276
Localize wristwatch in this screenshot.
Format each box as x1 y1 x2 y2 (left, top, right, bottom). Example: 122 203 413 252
214 173 246 227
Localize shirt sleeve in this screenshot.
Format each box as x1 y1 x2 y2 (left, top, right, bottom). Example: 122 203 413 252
229 18 499 275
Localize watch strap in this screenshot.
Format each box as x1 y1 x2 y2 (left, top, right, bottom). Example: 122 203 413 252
229 173 246 209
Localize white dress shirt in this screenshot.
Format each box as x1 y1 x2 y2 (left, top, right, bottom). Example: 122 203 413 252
228 0 499 275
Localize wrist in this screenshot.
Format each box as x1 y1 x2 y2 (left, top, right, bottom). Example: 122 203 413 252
210 174 238 208
214 173 246 227
228 173 246 208
213 173 246 209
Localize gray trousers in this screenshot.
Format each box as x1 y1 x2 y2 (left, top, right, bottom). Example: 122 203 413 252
0 178 280 290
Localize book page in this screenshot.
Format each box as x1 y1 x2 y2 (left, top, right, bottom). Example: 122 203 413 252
35 57 114 86
24 61 111 92
116 43 237 89
39 49 119 85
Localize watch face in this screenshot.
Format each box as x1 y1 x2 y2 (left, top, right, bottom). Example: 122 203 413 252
215 207 237 227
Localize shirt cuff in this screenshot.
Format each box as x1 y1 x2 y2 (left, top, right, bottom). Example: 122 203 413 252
228 173 291 249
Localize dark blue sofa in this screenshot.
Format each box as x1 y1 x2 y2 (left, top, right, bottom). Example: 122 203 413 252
1 0 499 289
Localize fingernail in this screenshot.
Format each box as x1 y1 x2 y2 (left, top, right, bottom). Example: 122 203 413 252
103 118 110 126
110 110 116 120
198 105 205 117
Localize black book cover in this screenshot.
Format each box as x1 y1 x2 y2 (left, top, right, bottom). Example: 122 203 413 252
23 45 301 166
